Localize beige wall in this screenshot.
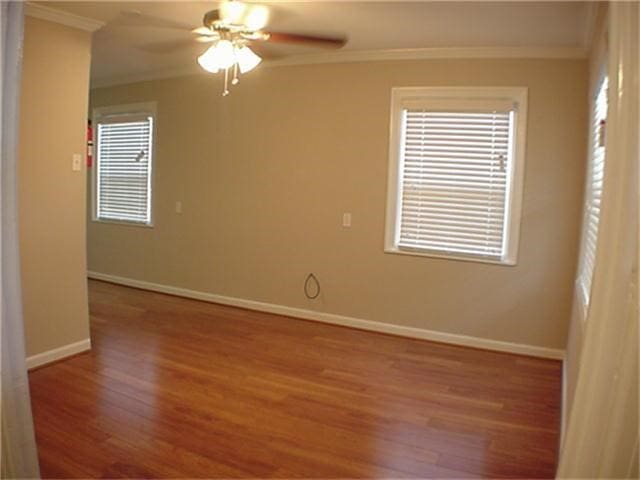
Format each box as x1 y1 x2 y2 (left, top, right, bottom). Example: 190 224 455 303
89 58 587 350
19 17 92 357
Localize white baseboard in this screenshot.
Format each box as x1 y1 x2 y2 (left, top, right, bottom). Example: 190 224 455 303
26 338 92 370
87 271 565 360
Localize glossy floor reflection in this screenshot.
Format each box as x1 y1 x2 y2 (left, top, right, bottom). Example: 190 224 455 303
29 280 561 478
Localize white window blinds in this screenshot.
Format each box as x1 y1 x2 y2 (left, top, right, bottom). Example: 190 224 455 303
397 109 513 260
95 115 154 225
579 76 608 302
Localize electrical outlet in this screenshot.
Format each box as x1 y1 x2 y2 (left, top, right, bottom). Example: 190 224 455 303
342 212 352 227
175 201 182 214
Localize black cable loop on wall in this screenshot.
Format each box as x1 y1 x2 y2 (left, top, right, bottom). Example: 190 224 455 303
304 273 321 300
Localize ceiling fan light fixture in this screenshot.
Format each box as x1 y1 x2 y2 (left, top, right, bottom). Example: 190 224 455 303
220 1 247 25
192 1 345 96
197 44 221 73
197 40 262 94
236 45 262 74
244 6 269 31
213 39 236 69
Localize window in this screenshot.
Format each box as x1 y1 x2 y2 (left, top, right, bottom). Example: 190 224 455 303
577 75 608 307
93 102 156 226
385 87 527 265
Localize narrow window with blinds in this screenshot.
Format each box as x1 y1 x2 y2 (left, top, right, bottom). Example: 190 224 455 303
93 104 155 226
577 75 608 307
385 88 527 265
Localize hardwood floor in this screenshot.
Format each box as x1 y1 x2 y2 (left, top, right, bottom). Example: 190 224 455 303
29 280 562 478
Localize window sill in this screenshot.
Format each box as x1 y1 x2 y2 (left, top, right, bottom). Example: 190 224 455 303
92 218 154 229
384 246 517 266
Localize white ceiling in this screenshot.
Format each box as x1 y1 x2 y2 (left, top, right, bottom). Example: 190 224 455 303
40 1 593 87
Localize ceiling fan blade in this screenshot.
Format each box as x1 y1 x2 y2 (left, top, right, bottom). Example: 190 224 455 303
247 43 285 61
203 9 221 28
195 36 217 44
192 26 216 36
263 32 347 49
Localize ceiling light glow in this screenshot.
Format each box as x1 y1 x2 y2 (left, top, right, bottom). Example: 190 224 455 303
221 1 246 25
197 44 221 73
197 39 263 95
212 39 236 69
244 6 269 31
235 46 262 73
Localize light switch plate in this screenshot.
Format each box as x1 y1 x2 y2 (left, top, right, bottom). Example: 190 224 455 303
72 153 82 171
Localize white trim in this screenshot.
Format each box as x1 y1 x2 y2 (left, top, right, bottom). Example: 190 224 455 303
26 339 92 370
88 271 565 360
382 247 517 266
90 46 587 90
25 2 104 33
561 358 568 447
267 46 588 66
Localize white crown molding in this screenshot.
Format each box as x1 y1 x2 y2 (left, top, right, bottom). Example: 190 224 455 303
90 46 588 89
88 271 566 360
25 2 105 33
267 46 588 67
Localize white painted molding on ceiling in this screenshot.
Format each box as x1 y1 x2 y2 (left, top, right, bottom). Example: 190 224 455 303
26 338 92 370
267 46 588 66
91 45 588 89
88 271 566 360
25 2 105 32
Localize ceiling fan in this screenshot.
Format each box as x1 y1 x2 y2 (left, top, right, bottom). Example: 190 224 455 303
134 1 347 96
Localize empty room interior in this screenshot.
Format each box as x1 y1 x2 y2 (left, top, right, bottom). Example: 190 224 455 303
1 1 638 478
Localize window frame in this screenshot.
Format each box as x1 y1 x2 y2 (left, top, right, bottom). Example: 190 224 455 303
92 102 157 228
384 86 528 265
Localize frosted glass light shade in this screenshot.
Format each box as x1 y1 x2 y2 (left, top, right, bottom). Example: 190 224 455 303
236 46 261 74
197 45 220 73
213 40 236 69
198 40 237 73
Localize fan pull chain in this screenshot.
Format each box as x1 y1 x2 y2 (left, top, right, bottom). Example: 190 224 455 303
223 68 230 96
232 63 239 85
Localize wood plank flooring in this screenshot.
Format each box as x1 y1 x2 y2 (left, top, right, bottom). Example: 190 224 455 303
29 280 562 478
